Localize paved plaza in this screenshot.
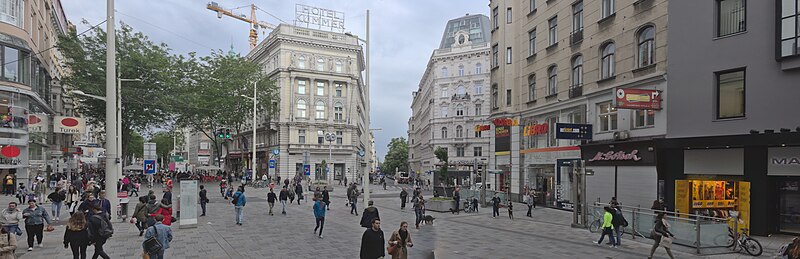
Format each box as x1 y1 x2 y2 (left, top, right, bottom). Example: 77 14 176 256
4 182 782 259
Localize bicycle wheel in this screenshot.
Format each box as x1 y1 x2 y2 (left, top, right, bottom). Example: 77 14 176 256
589 220 601 233
742 237 763 256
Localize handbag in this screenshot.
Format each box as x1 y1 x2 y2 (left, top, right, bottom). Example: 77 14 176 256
143 226 163 254
387 243 397 255
659 236 673 248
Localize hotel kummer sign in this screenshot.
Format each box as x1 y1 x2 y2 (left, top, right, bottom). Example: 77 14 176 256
295 4 345 32
495 126 511 153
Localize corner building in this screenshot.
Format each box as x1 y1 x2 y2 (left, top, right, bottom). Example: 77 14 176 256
488 0 668 209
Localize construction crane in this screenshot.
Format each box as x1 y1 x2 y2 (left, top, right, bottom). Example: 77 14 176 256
206 2 278 50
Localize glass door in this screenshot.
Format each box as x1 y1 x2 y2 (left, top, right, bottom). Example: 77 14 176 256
779 180 800 234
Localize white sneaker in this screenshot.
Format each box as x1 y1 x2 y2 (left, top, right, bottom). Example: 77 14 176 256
37 244 43 248
319 235 323 239
27 247 32 251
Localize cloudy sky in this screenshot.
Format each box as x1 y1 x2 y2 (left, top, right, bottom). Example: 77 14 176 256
61 0 489 160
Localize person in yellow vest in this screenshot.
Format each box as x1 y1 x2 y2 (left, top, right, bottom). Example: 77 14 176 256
595 206 617 248
4 176 12 196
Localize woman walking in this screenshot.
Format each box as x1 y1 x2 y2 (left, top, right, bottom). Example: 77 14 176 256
22 200 52 251
47 188 66 221
63 212 90 259
388 221 414 259
0 227 16 259
595 206 616 248
132 196 149 236
152 198 173 226
65 186 80 216
648 213 675 259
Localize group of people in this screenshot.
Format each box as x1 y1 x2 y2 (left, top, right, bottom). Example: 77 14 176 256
594 197 675 259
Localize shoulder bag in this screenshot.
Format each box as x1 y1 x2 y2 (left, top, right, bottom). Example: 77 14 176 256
143 226 163 254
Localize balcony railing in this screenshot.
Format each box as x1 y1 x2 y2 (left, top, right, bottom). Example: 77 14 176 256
570 29 584 45
569 85 583 98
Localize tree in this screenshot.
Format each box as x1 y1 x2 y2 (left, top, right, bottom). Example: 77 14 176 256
126 132 144 160
434 147 449 183
382 137 408 176
148 131 184 165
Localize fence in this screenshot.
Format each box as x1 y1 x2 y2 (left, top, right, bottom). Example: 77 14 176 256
460 189 507 205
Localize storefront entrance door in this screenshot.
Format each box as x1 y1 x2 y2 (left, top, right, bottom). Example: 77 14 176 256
779 180 800 234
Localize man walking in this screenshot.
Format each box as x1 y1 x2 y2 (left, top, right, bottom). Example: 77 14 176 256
360 201 380 228
98 191 112 220
413 195 425 229
199 185 208 217
525 191 534 217
143 214 173 259
322 186 330 210
350 185 360 216
313 197 326 238
232 186 246 225
88 204 112 259
400 188 408 210
267 188 277 216
279 187 288 215
359 218 385 259
491 193 501 218
452 187 461 215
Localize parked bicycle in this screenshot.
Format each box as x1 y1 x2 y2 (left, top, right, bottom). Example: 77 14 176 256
727 227 762 256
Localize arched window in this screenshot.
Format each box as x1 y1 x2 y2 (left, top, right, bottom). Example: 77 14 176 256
441 127 448 139
334 102 344 121
547 65 558 96
637 26 655 68
316 58 325 71
296 100 307 117
571 55 583 88
456 125 463 138
456 104 464 116
475 63 482 74
458 65 465 76
601 42 616 79
441 67 448 77
298 55 306 69
335 60 343 73
315 101 325 119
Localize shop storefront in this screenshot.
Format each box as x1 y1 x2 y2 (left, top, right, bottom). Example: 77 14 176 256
769 146 800 234
581 140 658 209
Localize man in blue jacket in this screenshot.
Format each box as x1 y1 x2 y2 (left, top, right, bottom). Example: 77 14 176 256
313 197 326 238
143 214 173 259
233 186 246 225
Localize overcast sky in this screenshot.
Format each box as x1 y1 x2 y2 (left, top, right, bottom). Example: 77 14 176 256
61 0 489 161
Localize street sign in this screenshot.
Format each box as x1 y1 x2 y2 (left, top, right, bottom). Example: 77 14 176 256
268 159 276 169
304 165 311 176
144 160 156 175
272 149 280 156
555 123 593 140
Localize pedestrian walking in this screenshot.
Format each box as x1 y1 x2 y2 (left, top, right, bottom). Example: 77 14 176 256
313 197 326 238
491 194 501 218
452 187 461 215
267 189 277 216
63 212 89 259
360 201 380 228
294 184 303 205
199 185 208 217
350 186 360 216
278 187 288 215
152 198 173 226
322 187 330 210
647 213 675 259
47 187 66 222
97 191 111 219
359 218 385 259
162 188 172 205
132 196 148 236
87 205 112 259
0 202 23 236
16 184 26 204
525 191 534 217
287 185 295 204
0 227 16 259
595 206 616 248
22 200 52 251
219 180 227 198
399 188 408 210
611 205 628 246
66 186 80 216
388 221 414 259
3 175 12 196
609 196 620 208
232 186 246 225
507 202 514 220
144 195 165 228
143 214 173 259
414 195 425 229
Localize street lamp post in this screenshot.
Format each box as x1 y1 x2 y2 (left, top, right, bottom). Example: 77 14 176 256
104 0 118 222
240 81 257 184
324 132 336 184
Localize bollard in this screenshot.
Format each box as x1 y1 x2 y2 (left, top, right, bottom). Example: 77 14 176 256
695 213 701 254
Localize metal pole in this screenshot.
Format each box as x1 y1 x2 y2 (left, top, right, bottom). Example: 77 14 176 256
251 81 257 183
695 212 701 254
105 0 119 221
362 9 370 204
328 138 332 184
116 77 122 180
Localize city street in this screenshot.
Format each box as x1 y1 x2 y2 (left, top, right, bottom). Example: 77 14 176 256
3 182 778 259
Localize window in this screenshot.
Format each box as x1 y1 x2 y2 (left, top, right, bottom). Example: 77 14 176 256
571 55 583 88
493 7 499 29
335 60 343 73
296 100 307 117
780 0 799 57
441 106 448 117
442 87 448 98
475 84 482 94
316 82 325 95
573 1 584 32
334 102 344 121
318 130 325 144
491 84 499 108
474 147 483 157
299 129 306 143
716 69 745 119
547 117 558 147
506 47 512 64
458 65 464 76
0 0 23 28
548 17 558 46
506 8 513 24
456 147 465 157
336 131 343 144
316 58 325 71
600 42 616 79
442 67 448 77
476 63 482 74
492 45 499 67
547 66 557 96
315 101 325 119
637 26 655 67
506 89 512 106
3 47 18 82
530 0 536 12
634 110 656 128
298 55 306 69
458 85 466 96
335 83 343 97
475 128 483 138
528 74 536 101
475 104 482 116
456 125 463 138
602 0 615 19
456 104 464 116
298 80 307 94
598 102 618 131
441 127 448 139
528 29 537 56
717 0 746 37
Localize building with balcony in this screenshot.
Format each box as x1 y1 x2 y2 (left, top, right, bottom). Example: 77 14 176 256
244 24 371 184
408 14 492 184
488 0 668 208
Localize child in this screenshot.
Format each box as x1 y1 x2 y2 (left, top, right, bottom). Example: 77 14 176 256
508 202 514 220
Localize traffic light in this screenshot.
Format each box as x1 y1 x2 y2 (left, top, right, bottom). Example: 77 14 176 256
217 129 225 139
225 129 231 139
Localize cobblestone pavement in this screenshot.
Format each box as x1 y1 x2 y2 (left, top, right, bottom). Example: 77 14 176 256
4 181 776 259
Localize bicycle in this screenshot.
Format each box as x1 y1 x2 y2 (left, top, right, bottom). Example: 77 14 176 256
728 227 762 256
252 180 269 188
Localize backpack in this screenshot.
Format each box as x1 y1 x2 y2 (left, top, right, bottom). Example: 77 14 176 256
231 193 240 205
92 215 114 238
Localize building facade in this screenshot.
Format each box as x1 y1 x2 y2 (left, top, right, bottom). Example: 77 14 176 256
244 24 371 184
661 0 800 236
488 0 668 209
408 14 492 185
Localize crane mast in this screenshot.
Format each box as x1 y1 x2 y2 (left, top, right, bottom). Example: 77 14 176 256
207 2 277 49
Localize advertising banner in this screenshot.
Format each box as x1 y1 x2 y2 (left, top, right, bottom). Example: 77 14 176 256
179 180 198 228
54 116 86 134
495 126 511 153
555 123 592 140
28 114 48 132
614 88 662 110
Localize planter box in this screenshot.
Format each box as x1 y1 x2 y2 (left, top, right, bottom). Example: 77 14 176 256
426 199 455 212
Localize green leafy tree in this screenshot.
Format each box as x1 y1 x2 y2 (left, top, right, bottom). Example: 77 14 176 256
434 147 449 183
382 137 408 176
126 131 144 159
148 131 185 164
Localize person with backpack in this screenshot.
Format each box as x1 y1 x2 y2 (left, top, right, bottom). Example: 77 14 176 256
595 206 616 248
87 204 112 259
22 200 51 251
611 205 628 246
350 187 360 216
360 201 380 229
143 214 173 259
232 186 246 225
313 197 326 238
63 212 90 259
267 189 277 216
132 196 149 236
279 187 288 215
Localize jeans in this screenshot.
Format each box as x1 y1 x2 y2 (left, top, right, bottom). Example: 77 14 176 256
314 217 325 235
527 205 533 217
70 243 87 259
454 198 460 213
350 199 358 214
415 208 423 226
614 225 622 245
3 224 21 236
235 206 244 224
492 205 499 217
268 202 274 214
25 224 43 247
280 200 287 213
597 227 616 246
92 238 110 259
401 199 406 209
52 201 62 218
148 250 165 259
200 201 207 215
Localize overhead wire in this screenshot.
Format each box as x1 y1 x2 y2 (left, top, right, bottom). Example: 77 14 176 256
1 19 107 67
114 10 216 51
